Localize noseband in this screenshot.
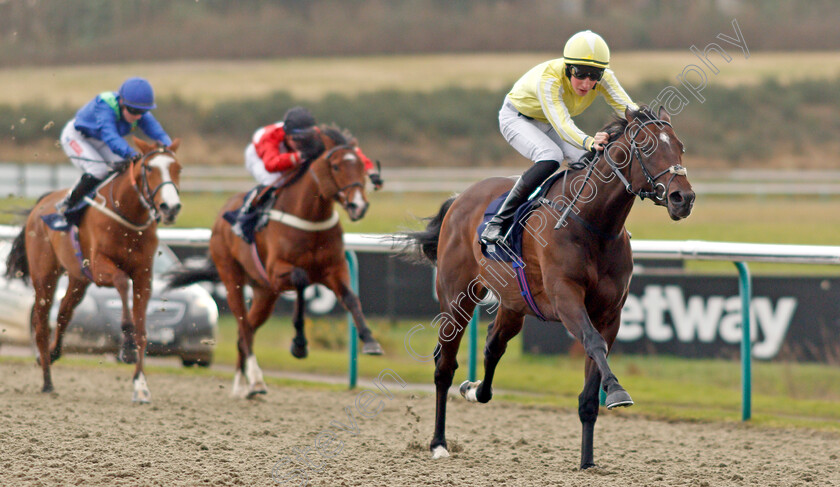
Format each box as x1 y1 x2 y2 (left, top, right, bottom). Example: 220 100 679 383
603 119 687 202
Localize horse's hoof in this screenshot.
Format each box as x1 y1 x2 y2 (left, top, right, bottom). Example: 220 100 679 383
431 445 450 459
606 388 634 410
41 384 54 393
459 380 482 403
290 341 308 359
246 388 267 399
580 462 598 470
118 348 138 364
362 341 384 355
132 374 151 404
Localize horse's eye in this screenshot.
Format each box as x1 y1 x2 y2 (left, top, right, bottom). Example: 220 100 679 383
332 164 340 171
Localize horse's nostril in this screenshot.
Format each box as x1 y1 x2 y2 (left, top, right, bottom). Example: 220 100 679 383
669 191 683 204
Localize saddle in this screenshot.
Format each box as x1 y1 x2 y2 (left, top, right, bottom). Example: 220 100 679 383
41 191 95 232
477 171 566 263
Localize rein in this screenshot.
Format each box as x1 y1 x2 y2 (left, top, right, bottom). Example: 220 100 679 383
88 148 178 231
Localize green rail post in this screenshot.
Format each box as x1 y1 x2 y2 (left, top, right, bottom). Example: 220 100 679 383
735 261 752 421
468 307 479 382
346 250 359 389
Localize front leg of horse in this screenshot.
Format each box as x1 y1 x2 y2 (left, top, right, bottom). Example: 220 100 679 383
130 279 153 404
579 359 602 470
328 279 383 355
461 311 524 404
110 273 138 364
582 330 632 409
290 285 308 359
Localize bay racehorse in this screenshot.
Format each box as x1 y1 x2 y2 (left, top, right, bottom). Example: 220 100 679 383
166 126 383 398
4 137 182 403
405 106 694 468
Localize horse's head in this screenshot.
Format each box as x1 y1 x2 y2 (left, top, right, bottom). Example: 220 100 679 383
604 106 695 220
133 137 182 225
310 127 369 221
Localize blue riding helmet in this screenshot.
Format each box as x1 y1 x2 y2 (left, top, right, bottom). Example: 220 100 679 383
118 77 156 110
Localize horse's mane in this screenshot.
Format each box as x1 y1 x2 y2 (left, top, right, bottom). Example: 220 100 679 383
320 124 355 147
278 124 355 190
602 104 658 143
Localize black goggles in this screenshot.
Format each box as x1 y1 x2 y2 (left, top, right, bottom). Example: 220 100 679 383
569 65 604 81
125 105 148 116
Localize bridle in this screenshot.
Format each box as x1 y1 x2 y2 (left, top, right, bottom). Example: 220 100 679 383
130 147 180 224
312 144 365 206
603 118 687 202
552 116 687 232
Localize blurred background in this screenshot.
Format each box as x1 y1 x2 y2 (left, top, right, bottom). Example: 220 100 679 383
3 0 840 170
1 0 839 425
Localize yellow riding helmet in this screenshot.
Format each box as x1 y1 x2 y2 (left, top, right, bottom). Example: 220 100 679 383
563 30 610 69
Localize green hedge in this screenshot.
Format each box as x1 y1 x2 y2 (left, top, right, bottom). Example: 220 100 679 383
5 78 840 166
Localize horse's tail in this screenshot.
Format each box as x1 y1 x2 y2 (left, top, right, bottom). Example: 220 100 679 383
4 223 30 281
164 258 220 290
400 195 456 265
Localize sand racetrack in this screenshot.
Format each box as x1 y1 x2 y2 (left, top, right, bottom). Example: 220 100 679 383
1 360 838 487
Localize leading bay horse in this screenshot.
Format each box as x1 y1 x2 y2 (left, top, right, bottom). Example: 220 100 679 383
166 126 383 398
405 106 695 468
4 137 182 403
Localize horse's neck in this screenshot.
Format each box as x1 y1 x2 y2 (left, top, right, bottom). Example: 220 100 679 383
274 171 335 220
561 146 637 238
101 172 149 222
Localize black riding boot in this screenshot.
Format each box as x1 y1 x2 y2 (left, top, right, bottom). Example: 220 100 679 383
231 185 266 239
480 160 560 245
55 173 102 215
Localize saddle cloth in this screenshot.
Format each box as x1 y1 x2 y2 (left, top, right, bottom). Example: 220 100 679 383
222 187 278 244
477 171 566 262
41 193 92 232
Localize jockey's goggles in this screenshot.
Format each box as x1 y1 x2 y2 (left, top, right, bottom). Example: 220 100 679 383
125 105 148 116
569 65 604 81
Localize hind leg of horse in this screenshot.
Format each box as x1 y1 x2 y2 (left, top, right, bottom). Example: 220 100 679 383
322 269 383 355
430 285 475 459
215 255 257 397
30 271 61 393
50 276 90 364
290 285 308 359
460 307 524 404
239 285 282 397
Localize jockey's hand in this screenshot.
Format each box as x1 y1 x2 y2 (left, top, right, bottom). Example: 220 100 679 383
592 131 610 151
368 171 384 190
111 155 135 172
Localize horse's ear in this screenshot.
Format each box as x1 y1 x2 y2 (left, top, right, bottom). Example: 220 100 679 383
658 106 671 123
624 105 636 121
168 138 181 153
134 137 153 154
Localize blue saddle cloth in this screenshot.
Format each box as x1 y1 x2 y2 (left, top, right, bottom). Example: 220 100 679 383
41 198 91 232
477 171 566 263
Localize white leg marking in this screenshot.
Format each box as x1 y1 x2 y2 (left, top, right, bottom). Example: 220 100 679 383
246 354 267 395
132 371 151 404
231 369 247 398
431 445 450 459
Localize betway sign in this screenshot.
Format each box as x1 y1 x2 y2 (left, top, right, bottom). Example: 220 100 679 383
522 275 840 363
619 284 796 359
